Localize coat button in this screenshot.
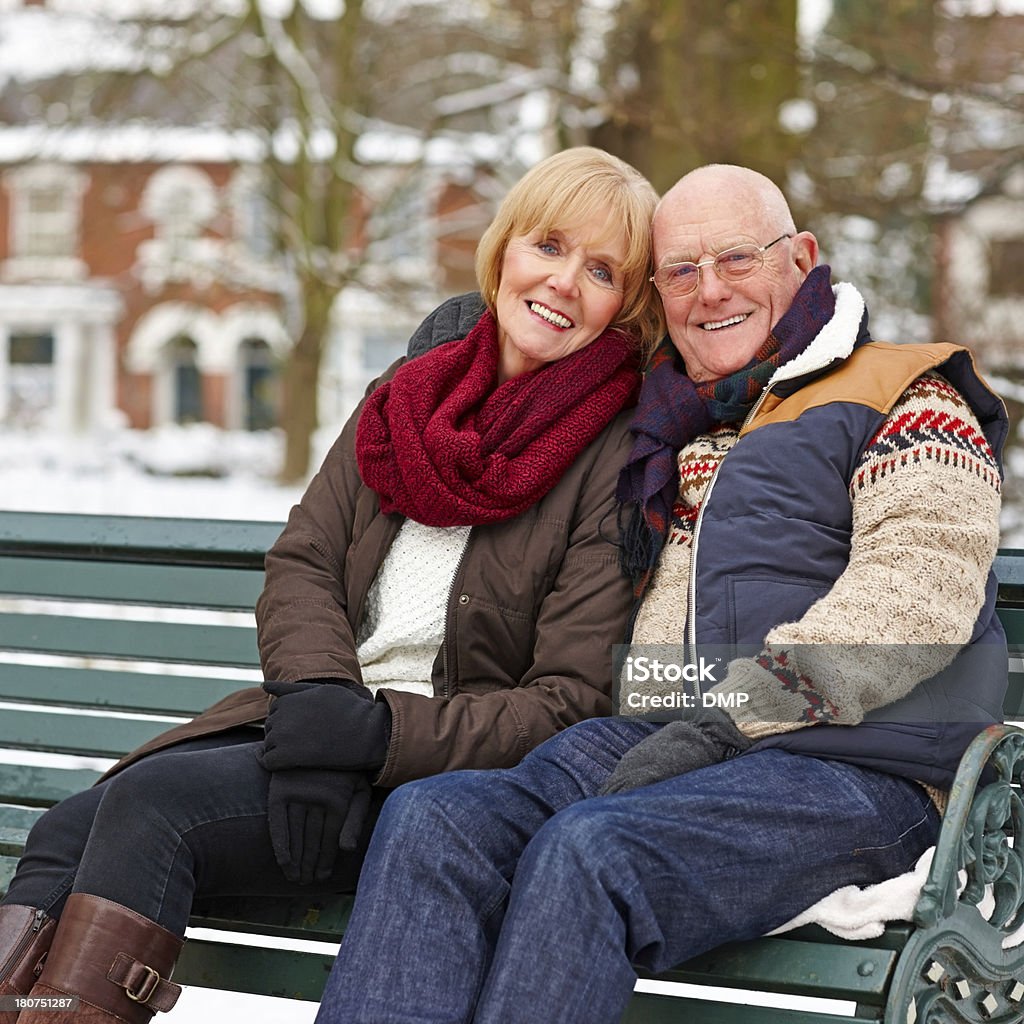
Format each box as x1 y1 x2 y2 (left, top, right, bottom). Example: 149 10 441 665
458 594 470 605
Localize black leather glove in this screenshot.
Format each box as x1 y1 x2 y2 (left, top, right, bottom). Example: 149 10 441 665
600 707 753 795
262 679 391 773
265 766 372 884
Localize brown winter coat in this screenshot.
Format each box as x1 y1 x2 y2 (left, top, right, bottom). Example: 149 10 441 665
104 367 637 788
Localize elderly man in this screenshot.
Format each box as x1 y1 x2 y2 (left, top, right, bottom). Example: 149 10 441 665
315 165 1007 1024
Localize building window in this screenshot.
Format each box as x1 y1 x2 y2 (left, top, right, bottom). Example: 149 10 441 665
231 170 276 261
989 239 1024 298
3 165 86 280
167 336 202 424
141 167 217 255
7 330 55 426
239 337 277 431
22 186 74 258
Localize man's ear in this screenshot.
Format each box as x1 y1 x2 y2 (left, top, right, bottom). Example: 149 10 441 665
791 231 819 275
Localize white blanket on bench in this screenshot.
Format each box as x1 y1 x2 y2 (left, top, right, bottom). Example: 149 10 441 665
771 846 1023 947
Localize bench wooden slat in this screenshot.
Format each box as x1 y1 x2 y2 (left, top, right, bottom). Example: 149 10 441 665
176 939 335 1002
0 763 103 806
0 826 28 858
0 707 178 759
995 550 1024 595
646 937 894 1003
191 894 354 943
999 607 1024 645
0 806 44 831
0 556 262 610
780 921 912 952
0 511 280 568
622 992 863 1024
0 855 17 892
1004 665 1024 720
0 614 259 667
0 663 250 716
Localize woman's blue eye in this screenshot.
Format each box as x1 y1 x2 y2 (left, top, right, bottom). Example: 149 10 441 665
538 240 559 254
590 266 612 283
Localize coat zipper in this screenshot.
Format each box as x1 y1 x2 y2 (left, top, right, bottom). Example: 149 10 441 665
685 383 776 669
0 908 46 979
441 529 472 701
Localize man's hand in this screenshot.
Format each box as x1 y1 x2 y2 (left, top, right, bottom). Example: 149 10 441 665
266 766 372 884
262 680 391 773
600 707 752 795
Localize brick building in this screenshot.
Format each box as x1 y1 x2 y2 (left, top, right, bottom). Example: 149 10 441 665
0 122 496 434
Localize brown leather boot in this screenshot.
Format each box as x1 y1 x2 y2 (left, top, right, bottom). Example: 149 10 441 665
17 894 183 1024
0 904 56 1024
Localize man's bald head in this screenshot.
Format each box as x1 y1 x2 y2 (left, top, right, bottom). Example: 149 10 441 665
651 164 818 383
655 165 796 240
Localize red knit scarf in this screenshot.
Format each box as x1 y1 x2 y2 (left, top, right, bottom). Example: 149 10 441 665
356 310 640 526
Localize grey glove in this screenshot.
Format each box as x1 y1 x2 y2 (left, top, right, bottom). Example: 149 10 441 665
601 707 752 795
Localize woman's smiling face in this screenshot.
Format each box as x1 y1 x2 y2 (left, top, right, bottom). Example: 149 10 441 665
494 213 629 382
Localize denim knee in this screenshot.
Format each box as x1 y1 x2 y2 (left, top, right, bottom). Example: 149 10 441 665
377 773 492 847
520 801 614 885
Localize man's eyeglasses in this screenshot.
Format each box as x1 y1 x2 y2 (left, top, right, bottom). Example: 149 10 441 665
650 235 793 297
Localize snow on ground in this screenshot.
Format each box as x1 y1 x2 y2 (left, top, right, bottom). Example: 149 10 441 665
0 423 306 521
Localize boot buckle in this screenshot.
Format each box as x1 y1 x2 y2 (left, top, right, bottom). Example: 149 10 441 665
125 964 160 1004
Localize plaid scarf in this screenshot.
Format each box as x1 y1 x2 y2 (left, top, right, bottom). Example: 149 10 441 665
356 310 640 526
617 265 836 587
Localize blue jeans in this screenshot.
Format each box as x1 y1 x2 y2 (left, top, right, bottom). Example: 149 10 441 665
2 731 385 934
316 718 940 1024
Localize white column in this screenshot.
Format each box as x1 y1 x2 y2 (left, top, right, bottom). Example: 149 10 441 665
0 323 10 424
53 319 84 433
88 320 119 429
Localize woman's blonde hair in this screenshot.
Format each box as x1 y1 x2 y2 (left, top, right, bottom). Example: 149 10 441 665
475 147 664 355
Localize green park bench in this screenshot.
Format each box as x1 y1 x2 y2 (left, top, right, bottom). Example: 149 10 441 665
0 508 1022 1023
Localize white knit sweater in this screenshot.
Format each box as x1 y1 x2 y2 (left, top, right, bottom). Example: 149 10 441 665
356 518 471 696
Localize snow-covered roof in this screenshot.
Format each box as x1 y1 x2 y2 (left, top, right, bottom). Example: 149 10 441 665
0 8 145 87
0 123 265 164
0 119 523 168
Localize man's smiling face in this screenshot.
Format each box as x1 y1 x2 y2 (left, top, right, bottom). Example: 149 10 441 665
653 166 818 384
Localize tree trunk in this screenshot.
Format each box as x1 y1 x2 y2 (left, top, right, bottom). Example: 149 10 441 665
591 0 800 194
278 278 336 483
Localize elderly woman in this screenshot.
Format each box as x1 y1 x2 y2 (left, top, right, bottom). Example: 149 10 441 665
0 148 661 1024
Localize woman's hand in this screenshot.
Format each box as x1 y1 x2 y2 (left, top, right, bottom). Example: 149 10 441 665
265 767 372 884
262 680 391 773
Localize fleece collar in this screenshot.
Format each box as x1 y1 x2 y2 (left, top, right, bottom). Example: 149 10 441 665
769 282 866 387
